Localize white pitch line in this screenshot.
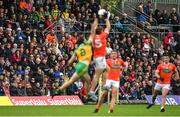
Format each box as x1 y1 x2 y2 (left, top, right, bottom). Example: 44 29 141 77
0 115 178 117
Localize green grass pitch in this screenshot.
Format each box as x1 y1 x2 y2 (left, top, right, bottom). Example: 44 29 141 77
0 105 180 116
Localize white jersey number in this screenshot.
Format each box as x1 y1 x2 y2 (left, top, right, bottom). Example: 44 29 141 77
94 40 102 48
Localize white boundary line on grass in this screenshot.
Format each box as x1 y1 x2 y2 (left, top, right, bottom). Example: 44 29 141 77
0 115 178 116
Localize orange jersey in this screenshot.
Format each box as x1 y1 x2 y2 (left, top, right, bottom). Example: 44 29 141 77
46 34 58 44
106 58 126 81
93 29 109 57
156 63 177 84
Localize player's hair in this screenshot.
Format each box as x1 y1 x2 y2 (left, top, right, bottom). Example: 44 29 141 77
95 25 103 34
111 50 118 53
163 52 169 57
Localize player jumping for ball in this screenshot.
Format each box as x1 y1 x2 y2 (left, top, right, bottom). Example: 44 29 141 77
52 19 98 98
88 10 111 101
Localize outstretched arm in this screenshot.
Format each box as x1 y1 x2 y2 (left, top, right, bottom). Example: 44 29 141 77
91 18 98 35
104 18 111 33
88 18 98 42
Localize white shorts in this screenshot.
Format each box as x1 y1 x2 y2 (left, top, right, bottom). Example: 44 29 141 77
154 83 170 91
104 79 119 88
94 56 107 69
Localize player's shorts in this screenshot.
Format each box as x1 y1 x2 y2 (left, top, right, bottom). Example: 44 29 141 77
94 56 106 69
75 62 88 77
104 79 119 88
154 83 170 91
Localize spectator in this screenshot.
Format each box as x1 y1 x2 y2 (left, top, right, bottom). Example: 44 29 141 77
136 5 150 26
66 66 74 78
4 43 12 60
30 28 43 44
160 10 169 24
39 57 49 73
121 13 130 32
9 82 18 96
114 16 123 31
50 81 60 95
66 82 79 95
52 65 62 80
174 31 180 54
30 6 40 27
46 30 58 44
143 33 151 50
44 5 50 17
70 32 77 48
32 82 42 96
106 42 113 55
169 8 179 22
35 68 44 84
48 54 58 68
172 79 180 95
15 65 24 75
171 15 179 32
44 15 53 31
11 50 22 64
89 0 99 13
143 1 152 15
51 5 59 20
120 82 131 99
28 54 36 70
0 84 5 95
63 9 70 20
38 7 45 21
142 77 153 95
26 0 33 13
26 83 33 96
19 0 27 11
163 31 173 49
17 83 25 96
15 28 26 43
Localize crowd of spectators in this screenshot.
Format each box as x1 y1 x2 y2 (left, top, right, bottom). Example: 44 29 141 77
135 1 180 32
0 0 179 101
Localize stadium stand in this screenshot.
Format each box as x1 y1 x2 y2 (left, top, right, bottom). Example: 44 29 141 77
0 0 179 103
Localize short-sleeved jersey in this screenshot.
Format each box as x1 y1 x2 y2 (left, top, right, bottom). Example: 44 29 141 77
106 58 126 81
93 29 109 57
75 42 92 64
156 63 177 84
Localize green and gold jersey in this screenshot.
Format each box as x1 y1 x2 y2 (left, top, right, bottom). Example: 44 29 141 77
74 42 92 63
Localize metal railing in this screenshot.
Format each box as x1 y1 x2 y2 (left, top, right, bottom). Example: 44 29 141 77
159 24 180 30
43 20 58 35
124 3 158 25
107 3 149 33
147 24 180 33
43 19 83 36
